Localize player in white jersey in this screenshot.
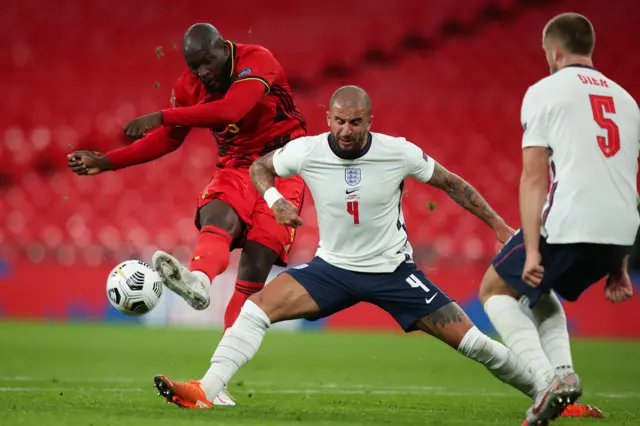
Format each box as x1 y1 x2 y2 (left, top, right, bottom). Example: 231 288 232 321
478 13 640 426
150 85 579 411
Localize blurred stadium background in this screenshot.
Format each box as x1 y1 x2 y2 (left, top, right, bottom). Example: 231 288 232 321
1 0 639 336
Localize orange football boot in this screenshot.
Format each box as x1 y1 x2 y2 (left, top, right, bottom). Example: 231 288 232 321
560 403 605 418
154 375 213 408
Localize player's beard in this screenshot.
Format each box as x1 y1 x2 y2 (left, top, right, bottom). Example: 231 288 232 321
205 60 233 94
329 132 369 159
205 74 231 94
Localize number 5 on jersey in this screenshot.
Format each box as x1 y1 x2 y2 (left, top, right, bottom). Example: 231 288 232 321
589 94 620 157
347 201 360 225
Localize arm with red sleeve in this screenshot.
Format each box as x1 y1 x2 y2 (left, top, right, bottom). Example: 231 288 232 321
161 48 277 128
106 83 191 170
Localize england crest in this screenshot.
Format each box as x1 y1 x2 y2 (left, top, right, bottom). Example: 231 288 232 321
345 168 361 186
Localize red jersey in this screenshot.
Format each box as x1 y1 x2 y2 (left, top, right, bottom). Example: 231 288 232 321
167 41 307 168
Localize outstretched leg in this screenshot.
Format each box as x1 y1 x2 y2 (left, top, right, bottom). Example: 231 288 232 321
154 272 322 408
413 302 538 399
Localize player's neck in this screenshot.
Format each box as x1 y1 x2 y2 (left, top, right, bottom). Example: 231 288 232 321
327 132 372 160
558 55 594 71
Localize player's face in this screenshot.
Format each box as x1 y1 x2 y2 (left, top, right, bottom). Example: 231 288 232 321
185 46 230 92
327 106 372 154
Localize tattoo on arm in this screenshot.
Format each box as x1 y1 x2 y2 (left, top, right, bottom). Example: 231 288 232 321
428 162 500 227
249 151 278 196
272 198 291 215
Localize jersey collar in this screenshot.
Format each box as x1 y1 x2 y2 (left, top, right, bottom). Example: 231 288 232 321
327 132 373 160
564 64 596 70
226 40 237 78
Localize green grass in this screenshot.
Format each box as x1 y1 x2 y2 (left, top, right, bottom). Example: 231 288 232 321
0 321 638 425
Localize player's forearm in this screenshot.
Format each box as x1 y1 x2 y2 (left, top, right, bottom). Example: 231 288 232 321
440 174 502 229
519 173 547 254
610 254 630 279
161 81 264 128
249 158 277 196
106 126 187 170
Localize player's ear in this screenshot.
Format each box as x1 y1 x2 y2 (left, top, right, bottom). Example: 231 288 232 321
326 111 331 127
552 43 561 63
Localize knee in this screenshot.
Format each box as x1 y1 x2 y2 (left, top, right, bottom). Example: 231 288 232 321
238 242 279 283
533 292 565 319
247 292 261 304
198 201 242 237
478 266 517 305
478 268 498 305
199 213 231 233
238 257 273 283
247 291 275 320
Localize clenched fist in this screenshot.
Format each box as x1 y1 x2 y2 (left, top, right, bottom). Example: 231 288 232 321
67 151 113 176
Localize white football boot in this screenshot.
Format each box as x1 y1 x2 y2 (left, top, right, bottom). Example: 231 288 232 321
213 387 236 406
152 250 211 310
523 376 575 425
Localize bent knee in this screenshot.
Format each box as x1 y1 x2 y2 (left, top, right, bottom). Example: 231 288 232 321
198 200 243 237
247 291 268 314
478 266 519 305
246 288 284 323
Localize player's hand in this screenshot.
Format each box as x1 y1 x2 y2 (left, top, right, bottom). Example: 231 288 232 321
123 111 163 139
605 272 633 303
67 151 113 176
272 199 303 228
522 251 544 287
494 222 516 244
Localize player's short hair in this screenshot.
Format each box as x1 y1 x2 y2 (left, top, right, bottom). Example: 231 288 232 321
329 86 372 115
543 13 595 56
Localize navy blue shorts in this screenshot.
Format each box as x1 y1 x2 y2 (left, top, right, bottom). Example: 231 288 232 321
492 229 631 307
284 257 453 332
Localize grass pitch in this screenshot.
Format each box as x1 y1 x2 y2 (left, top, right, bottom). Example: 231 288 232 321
0 321 638 425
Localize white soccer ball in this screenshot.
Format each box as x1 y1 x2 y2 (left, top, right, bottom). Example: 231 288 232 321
106 260 163 316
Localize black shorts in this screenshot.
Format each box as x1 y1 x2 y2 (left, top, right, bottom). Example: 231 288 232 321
492 229 631 307
284 257 453 332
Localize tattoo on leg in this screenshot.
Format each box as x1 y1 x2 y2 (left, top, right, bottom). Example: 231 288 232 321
415 303 467 341
428 304 465 329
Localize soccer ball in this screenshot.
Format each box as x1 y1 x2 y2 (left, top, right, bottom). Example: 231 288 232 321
106 260 163 316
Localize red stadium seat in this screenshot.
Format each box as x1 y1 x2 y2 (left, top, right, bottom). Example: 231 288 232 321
1 0 638 264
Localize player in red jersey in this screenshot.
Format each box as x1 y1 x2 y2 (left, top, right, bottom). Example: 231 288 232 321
68 23 306 342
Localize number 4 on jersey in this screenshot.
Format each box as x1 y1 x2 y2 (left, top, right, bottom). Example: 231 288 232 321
347 201 360 225
589 94 620 158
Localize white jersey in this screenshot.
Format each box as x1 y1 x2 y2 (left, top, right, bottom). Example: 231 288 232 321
272 132 435 273
521 65 640 245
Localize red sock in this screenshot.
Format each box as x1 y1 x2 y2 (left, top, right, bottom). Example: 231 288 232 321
189 225 232 282
224 279 265 330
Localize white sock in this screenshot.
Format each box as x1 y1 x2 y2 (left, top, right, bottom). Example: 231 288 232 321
531 292 574 378
484 295 555 392
200 300 270 400
458 326 537 398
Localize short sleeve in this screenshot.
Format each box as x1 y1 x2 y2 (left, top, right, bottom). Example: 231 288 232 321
402 140 436 183
234 47 278 94
521 85 549 148
272 137 314 178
